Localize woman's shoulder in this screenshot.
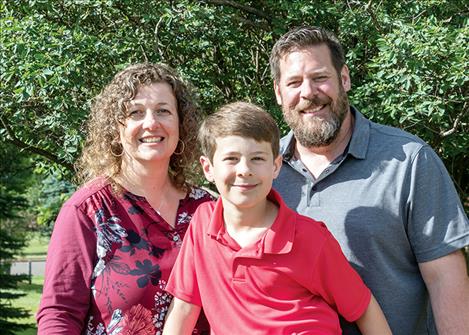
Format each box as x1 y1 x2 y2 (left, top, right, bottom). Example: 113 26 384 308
63 177 114 208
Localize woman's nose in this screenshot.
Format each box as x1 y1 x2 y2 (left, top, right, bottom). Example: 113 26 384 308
142 110 160 129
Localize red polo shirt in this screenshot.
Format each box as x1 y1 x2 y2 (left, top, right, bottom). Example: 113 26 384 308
166 189 370 334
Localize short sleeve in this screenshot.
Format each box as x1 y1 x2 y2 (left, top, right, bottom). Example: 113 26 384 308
37 203 97 334
407 146 469 262
311 232 371 322
165 210 202 306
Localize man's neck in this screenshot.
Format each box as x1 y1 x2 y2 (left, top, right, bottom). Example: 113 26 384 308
295 111 354 179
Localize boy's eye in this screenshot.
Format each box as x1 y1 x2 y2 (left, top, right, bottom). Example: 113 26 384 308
222 156 238 162
252 156 266 161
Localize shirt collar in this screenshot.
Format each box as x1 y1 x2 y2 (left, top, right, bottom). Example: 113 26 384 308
207 189 295 255
279 106 370 161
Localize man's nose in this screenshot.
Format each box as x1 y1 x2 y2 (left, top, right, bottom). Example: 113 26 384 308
300 80 318 99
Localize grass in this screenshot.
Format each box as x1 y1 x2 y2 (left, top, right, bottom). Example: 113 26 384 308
9 275 43 335
8 232 48 334
16 233 49 261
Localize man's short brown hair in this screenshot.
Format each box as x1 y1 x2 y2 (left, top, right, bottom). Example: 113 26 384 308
270 26 345 82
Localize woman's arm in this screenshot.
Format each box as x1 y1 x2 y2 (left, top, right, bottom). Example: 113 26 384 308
37 204 96 334
163 297 201 335
356 294 392 334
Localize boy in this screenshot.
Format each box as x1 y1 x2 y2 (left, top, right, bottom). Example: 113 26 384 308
163 102 391 334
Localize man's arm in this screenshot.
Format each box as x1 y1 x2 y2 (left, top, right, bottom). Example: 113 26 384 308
419 250 469 334
355 294 392 334
163 297 201 335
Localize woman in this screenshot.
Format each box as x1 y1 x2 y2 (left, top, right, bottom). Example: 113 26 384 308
37 63 213 334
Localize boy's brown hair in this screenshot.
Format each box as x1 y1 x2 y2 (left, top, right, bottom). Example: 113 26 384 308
198 101 280 161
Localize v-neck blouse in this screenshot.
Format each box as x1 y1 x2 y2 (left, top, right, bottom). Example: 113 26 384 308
37 178 214 335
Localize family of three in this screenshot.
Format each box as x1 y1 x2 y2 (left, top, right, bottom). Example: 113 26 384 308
37 26 469 334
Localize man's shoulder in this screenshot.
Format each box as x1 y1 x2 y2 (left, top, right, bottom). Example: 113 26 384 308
291 211 333 242
367 117 427 149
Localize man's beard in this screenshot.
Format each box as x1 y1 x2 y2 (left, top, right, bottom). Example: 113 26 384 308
283 87 349 148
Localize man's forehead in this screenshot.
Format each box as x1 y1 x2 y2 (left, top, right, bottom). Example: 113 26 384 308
278 46 334 76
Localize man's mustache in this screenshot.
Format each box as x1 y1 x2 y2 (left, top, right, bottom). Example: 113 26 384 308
292 97 332 113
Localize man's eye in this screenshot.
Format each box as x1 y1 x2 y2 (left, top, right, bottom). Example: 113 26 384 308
287 81 300 87
314 76 328 82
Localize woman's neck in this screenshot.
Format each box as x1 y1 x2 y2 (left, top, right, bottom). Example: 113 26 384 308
118 159 172 197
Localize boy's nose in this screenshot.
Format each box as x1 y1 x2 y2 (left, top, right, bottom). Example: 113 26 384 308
236 159 253 176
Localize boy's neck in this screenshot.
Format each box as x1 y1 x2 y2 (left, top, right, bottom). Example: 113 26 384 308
222 198 278 248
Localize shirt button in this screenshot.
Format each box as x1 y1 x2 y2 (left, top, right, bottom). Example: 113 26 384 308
173 235 180 242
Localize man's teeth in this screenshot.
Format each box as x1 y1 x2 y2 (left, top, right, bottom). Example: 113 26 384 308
140 137 163 143
306 105 324 112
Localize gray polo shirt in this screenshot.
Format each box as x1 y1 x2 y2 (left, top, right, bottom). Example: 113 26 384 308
273 107 469 335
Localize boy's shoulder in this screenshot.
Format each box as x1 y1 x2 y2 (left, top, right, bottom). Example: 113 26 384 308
289 211 335 245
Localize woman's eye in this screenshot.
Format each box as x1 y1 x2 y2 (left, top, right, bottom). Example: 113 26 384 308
128 110 144 119
157 108 171 115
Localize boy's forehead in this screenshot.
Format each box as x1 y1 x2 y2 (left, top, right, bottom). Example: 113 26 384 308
213 135 273 154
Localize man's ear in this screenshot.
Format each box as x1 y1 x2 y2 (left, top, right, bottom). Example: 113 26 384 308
340 65 351 92
199 156 214 182
273 154 283 179
274 81 283 105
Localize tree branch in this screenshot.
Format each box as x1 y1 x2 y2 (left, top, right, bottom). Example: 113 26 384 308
203 0 272 24
0 114 74 172
440 105 467 138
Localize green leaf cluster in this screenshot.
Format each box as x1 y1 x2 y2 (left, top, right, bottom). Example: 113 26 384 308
1 0 467 214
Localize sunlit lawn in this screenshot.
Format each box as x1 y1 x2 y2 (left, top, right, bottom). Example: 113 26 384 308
16 233 49 261
10 275 43 335
10 232 48 334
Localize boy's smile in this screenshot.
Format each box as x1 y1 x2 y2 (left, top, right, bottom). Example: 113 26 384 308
200 136 282 212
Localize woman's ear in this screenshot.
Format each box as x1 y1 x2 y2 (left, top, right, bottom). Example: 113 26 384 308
199 156 214 182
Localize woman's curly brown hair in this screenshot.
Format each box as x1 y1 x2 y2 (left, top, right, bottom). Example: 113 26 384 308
76 63 201 191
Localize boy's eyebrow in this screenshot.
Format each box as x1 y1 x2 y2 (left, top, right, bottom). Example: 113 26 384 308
219 150 270 155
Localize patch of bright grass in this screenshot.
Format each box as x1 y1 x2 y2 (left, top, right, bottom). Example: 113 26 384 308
10 275 43 335
17 233 49 261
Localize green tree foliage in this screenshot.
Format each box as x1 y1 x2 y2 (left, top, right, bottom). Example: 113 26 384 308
0 143 31 333
1 0 467 213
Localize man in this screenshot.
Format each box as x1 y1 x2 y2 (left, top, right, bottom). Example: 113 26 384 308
271 26 469 334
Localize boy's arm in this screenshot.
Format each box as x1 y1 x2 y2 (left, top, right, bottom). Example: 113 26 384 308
355 294 392 334
163 297 201 335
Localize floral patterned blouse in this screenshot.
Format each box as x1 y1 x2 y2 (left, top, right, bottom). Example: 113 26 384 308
37 178 214 335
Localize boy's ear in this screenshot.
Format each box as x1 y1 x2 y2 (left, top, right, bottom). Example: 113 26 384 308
199 156 214 182
273 154 282 179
